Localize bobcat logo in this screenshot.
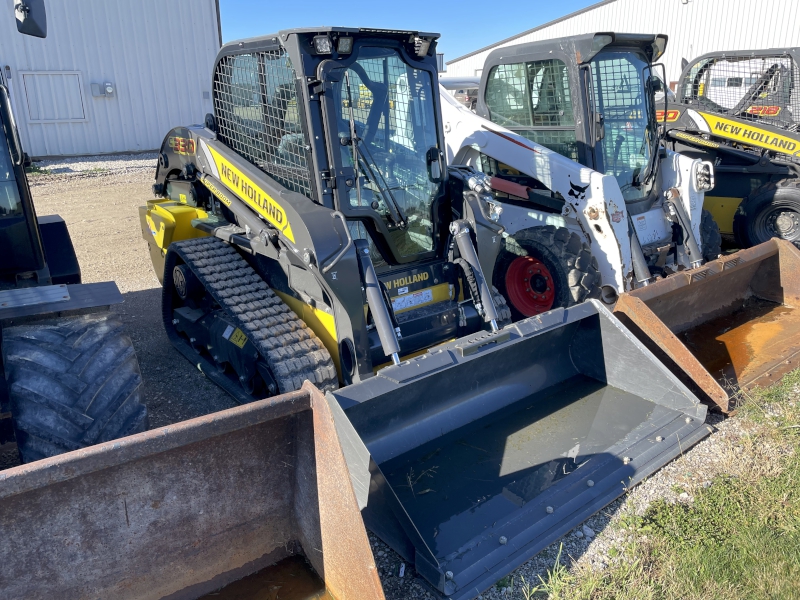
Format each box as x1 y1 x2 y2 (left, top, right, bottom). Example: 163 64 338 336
568 181 590 201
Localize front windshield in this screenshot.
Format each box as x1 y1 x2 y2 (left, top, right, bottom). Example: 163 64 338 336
329 47 440 262
591 51 657 202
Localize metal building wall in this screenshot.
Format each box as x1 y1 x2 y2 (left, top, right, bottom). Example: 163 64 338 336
446 0 800 85
1 0 221 158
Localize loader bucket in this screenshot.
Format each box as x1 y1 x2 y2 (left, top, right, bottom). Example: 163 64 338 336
614 239 800 413
0 382 384 600
328 300 709 600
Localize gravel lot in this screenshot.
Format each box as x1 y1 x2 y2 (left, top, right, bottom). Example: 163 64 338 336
13 154 763 599
26 154 236 432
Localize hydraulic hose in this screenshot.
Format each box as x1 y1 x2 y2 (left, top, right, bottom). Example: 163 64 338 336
354 239 401 365
451 220 499 331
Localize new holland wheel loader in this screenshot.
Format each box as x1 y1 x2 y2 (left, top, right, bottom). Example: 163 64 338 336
0 0 147 464
141 27 712 599
449 32 720 318
663 47 800 248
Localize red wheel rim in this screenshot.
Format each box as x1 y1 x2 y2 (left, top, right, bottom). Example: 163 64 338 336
505 256 555 317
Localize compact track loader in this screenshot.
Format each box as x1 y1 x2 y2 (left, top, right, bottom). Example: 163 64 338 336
452 32 719 316
141 27 711 599
663 47 800 248
1 1 147 464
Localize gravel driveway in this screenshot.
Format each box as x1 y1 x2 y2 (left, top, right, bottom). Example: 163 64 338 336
15 154 749 599
26 155 236 433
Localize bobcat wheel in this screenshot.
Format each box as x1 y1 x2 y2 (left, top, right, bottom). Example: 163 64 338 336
1 313 148 464
493 225 601 321
733 178 800 248
701 209 722 262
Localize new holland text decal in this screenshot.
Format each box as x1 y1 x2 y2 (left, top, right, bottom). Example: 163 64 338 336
385 270 429 292
699 112 800 157
207 146 295 243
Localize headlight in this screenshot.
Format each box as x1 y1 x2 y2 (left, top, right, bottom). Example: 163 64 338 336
694 160 715 192
313 35 333 54
336 36 353 54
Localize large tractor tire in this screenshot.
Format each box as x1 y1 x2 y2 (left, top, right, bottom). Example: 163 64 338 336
493 225 601 321
2 313 148 463
733 178 800 248
701 209 722 262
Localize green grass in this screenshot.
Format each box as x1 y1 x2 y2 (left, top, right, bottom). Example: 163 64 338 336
526 370 800 600
25 163 50 175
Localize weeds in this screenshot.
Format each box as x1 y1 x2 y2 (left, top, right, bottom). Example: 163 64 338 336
520 369 800 600
25 163 50 175
403 466 437 497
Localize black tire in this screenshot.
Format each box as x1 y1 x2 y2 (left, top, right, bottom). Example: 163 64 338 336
733 178 800 248
700 209 722 262
2 313 148 463
493 225 601 322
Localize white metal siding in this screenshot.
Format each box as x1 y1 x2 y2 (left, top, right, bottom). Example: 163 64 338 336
446 0 800 87
1 0 220 157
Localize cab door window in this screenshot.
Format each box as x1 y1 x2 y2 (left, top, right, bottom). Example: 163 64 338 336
485 59 577 160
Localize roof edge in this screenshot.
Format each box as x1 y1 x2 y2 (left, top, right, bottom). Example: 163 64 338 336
446 0 617 65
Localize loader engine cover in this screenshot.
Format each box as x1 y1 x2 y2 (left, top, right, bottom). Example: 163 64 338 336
329 300 710 599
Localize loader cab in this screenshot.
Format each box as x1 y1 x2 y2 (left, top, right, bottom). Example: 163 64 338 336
208 28 446 273
315 32 446 268
677 49 800 128
1 0 55 287
478 32 667 206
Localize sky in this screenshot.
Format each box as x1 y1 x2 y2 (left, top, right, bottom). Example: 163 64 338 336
219 0 598 64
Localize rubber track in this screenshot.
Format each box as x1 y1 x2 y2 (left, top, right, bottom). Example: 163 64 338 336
167 237 338 396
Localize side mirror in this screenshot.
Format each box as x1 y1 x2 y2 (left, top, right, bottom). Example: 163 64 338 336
426 146 444 183
15 0 47 39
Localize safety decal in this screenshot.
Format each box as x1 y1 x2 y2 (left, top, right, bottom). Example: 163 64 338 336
699 112 800 157
223 325 249 349
672 131 721 149
207 146 296 243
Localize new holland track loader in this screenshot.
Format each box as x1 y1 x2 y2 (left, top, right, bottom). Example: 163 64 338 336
663 47 800 248
141 27 712 599
0 0 147 465
453 33 720 315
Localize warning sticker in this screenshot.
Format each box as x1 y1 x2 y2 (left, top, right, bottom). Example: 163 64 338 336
223 325 249 349
392 289 433 312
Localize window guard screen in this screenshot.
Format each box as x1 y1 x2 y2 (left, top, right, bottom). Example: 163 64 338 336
680 54 799 129
213 50 313 198
485 59 578 160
